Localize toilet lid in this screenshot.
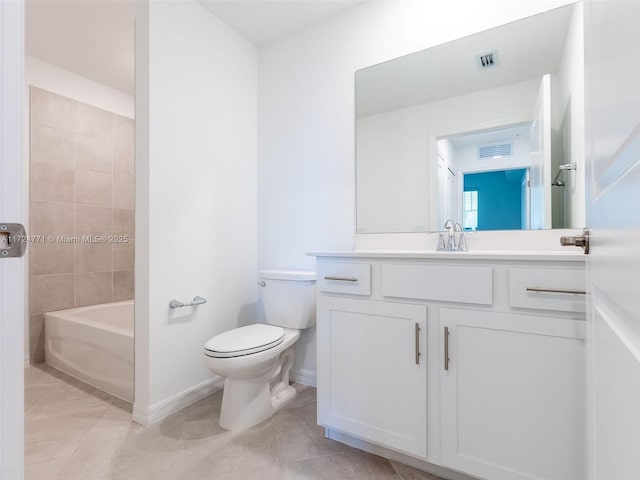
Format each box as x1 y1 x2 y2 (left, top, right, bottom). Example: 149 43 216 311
204 324 285 358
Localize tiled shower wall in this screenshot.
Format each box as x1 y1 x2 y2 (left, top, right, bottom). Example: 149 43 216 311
29 87 135 363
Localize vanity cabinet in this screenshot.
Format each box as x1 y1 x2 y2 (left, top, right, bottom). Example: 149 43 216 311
314 253 586 480
440 308 585 480
317 296 428 458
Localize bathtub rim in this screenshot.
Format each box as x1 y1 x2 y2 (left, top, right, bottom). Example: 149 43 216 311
44 299 134 337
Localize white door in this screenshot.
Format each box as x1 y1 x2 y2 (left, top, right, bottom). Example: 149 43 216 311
529 74 552 230
0 1 25 479
585 1 640 479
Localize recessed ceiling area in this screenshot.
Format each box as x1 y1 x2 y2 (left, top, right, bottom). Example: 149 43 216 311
25 0 365 95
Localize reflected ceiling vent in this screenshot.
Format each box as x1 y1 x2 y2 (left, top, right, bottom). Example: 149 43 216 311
479 142 512 159
476 50 499 70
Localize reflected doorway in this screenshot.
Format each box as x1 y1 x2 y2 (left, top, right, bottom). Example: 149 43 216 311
437 123 533 229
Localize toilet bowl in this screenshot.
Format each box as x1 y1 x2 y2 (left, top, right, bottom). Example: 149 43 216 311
204 269 315 430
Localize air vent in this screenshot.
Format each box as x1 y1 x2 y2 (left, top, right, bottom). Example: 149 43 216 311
476 50 499 70
479 142 512 159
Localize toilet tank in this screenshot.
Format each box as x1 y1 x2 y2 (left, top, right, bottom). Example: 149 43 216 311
260 270 316 329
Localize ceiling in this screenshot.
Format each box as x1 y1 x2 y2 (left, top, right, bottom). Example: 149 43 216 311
25 0 364 95
26 0 136 94
200 1 365 45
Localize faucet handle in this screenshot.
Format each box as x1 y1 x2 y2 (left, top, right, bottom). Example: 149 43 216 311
456 232 468 251
444 220 454 231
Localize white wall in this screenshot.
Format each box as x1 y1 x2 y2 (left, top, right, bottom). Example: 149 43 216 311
23 56 135 363
357 79 538 233
258 0 573 375
135 0 258 422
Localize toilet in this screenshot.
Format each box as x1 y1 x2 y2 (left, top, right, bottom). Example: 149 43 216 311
204 269 316 430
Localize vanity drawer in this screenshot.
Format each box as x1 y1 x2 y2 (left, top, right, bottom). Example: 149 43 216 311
381 264 493 305
508 267 586 313
317 262 371 296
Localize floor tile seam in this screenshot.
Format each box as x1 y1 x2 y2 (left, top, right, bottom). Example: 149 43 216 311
280 450 348 467
389 460 404 479
271 416 286 469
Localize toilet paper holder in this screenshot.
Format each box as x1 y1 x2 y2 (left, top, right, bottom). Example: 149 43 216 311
169 296 207 309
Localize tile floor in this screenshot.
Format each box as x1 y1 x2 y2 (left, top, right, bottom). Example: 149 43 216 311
25 365 444 480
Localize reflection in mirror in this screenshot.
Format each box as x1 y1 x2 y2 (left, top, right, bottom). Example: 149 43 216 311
356 2 584 233
437 124 532 231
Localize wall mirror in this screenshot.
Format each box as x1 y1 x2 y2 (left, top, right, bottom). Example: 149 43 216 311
356 2 584 233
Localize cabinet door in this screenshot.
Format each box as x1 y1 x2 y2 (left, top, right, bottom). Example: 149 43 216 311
317 297 427 458
441 308 585 480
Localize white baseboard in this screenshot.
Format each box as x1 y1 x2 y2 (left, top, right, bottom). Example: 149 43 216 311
133 375 224 426
290 368 316 387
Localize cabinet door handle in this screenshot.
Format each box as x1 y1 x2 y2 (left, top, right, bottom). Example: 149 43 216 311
415 323 421 365
444 326 450 371
526 287 586 295
323 276 358 282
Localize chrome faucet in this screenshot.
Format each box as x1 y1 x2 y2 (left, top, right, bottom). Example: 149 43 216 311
454 222 467 251
437 220 468 251
444 220 454 251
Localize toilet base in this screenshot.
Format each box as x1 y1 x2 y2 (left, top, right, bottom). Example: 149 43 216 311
219 380 297 430
218 347 297 430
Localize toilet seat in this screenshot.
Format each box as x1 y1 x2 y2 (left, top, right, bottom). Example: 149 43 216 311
204 324 285 358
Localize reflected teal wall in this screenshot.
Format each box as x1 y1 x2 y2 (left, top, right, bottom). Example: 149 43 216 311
464 169 526 230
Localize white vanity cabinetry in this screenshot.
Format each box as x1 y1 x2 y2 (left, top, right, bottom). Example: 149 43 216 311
313 252 586 480
317 296 428 458
440 308 585 480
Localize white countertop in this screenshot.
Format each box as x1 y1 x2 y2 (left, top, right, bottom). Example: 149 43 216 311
307 250 586 262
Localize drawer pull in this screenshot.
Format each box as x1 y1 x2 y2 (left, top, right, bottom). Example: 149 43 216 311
444 326 450 371
415 323 421 365
526 287 586 295
324 276 358 282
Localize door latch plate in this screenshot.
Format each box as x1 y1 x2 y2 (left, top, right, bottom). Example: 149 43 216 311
0 223 27 258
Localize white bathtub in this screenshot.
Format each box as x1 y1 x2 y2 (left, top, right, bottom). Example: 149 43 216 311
44 300 134 402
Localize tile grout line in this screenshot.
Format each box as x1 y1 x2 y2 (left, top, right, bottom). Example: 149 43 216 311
271 415 286 472
389 459 404 480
